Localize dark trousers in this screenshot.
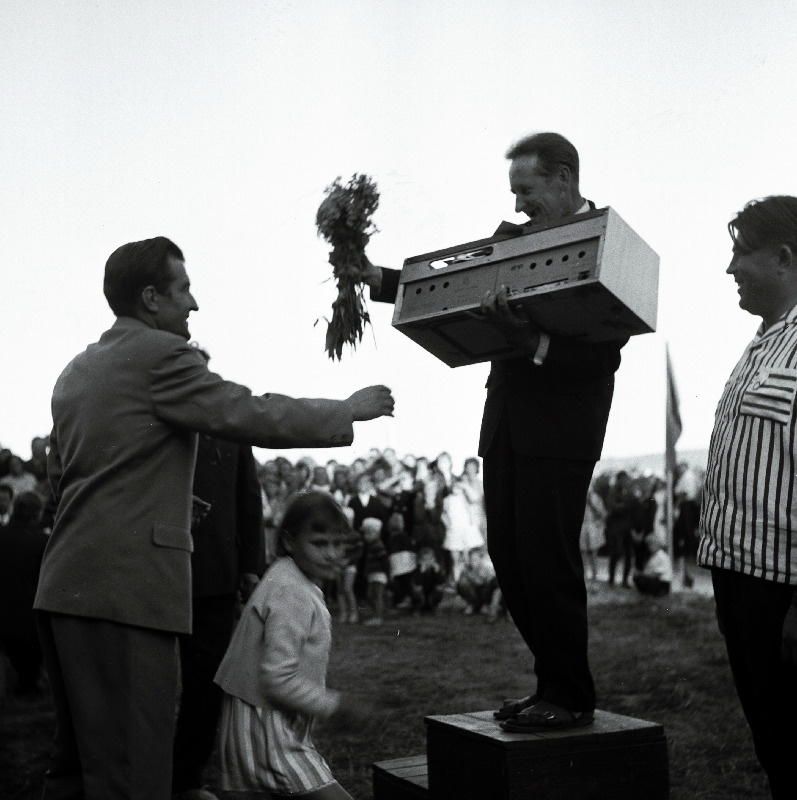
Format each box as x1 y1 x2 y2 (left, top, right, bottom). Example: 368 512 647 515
711 568 797 800
483 417 596 712
36 611 178 800
606 523 634 585
173 593 237 793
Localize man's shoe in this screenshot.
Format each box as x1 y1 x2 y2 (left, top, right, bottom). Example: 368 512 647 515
499 699 594 733
493 693 539 720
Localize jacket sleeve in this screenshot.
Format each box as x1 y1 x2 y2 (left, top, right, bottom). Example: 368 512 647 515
258 593 340 718
539 335 627 381
148 344 355 449
370 267 401 305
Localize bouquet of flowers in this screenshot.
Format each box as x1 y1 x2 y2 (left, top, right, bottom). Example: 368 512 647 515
316 173 380 360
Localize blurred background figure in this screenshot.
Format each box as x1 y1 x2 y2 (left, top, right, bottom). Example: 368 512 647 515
674 461 703 589
456 545 504 621
0 491 48 697
172 345 265 800
442 479 485 585
580 482 606 582
604 471 638 587
632 534 672 597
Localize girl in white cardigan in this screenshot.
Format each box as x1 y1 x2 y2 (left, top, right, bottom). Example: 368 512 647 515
214 491 368 799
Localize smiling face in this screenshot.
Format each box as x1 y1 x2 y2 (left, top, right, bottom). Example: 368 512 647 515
152 256 198 339
726 237 790 326
509 154 579 225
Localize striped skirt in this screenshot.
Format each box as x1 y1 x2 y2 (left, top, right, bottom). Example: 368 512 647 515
217 693 336 795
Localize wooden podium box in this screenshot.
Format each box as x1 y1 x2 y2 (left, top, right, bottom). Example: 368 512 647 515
372 754 429 800
423 709 669 800
392 207 659 368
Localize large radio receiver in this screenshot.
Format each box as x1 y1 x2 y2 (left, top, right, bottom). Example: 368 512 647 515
391 206 659 368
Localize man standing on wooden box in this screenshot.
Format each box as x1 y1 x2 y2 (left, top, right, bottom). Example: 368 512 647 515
698 196 797 800
360 133 627 730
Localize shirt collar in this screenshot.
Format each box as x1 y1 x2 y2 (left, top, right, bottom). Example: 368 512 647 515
754 302 797 340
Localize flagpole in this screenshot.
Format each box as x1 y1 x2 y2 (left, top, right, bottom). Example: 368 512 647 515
664 342 682 580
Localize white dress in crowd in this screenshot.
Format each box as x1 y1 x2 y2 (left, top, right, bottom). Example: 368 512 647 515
442 484 485 553
580 488 606 554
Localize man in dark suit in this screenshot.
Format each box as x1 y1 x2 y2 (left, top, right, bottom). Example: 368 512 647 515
359 133 625 731
172 347 266 800
34 236 395 800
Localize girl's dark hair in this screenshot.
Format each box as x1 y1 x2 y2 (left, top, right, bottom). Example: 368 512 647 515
728 196 797 254
277 490 351 556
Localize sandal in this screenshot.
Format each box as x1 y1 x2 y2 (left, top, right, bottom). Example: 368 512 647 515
493 693 539 720
499 699 594 732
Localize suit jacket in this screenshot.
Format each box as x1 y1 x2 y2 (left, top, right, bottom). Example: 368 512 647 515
35 316 355 634
190 436 265 597
374 214 625 462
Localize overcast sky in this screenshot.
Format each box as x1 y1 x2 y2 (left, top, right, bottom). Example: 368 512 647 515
3 0 797 471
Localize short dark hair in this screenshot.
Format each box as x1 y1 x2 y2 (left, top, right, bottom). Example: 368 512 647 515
728 196 797 254
505 132 580 183
277 490 351 556
103 236 184 316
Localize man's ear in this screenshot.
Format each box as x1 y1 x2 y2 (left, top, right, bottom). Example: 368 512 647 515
140 285 159 313
778 244 795 270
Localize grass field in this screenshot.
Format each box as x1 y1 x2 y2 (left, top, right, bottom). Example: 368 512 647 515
0 574 772 799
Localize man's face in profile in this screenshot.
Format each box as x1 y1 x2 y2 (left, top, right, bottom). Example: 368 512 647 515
153 256 199 340
509 154 575 225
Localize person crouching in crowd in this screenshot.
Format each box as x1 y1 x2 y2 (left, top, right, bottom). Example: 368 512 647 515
412 546 446 614
632 534 672 597
456 545 504 620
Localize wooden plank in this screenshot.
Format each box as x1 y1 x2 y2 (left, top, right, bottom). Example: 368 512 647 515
373 754 429 800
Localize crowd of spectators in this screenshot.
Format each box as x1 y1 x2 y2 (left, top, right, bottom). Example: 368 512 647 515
0 435 704 697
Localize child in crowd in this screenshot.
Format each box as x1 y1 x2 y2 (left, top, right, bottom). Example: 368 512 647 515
336 507 363 624
361 516 389 626
441 479 485 584
412 546 446 613
386 511 418 611
214 491 371 800
456 545 503 620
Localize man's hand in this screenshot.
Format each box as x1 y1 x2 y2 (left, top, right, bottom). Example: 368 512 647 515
346 385 395 421
329 693 378 729
478 286 541 353
238 573 260 603
191 495 212 528
782 603 797 665
341 254 383 292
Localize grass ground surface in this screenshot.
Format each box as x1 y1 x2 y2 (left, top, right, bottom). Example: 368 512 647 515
0 565 772 799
